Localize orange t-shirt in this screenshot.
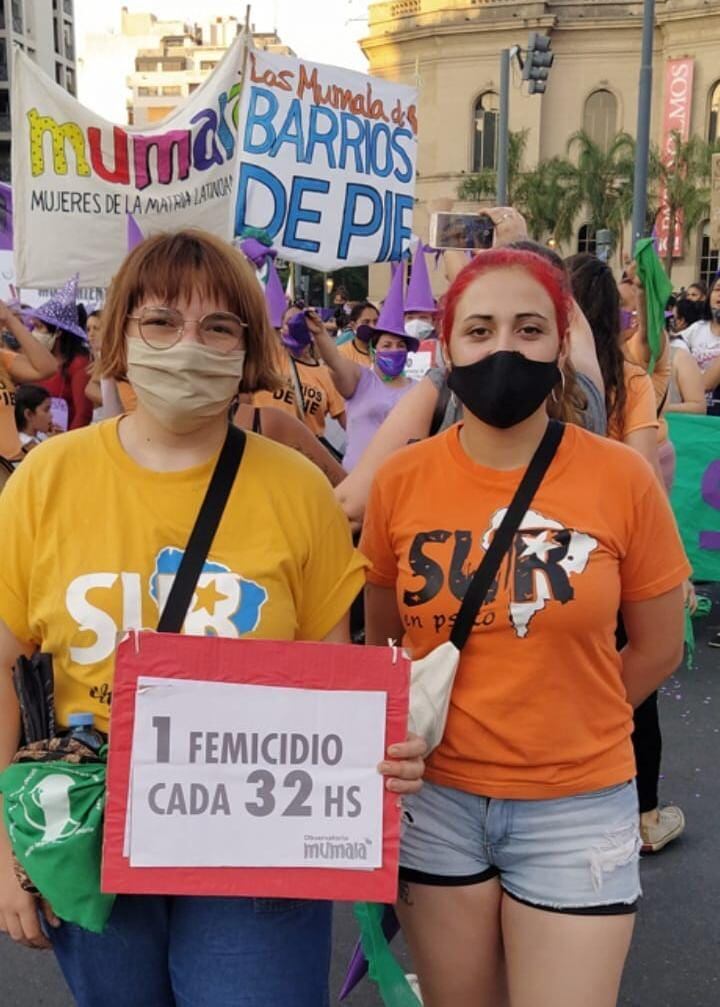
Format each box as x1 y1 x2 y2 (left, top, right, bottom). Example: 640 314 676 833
253 355 345 437
360 423 690 800
117 379 137 414
624 333 670 443
0 349 21 461
608 361 659 443
339 338 372 368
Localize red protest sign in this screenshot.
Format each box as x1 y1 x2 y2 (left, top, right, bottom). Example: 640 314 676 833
102 632 410 904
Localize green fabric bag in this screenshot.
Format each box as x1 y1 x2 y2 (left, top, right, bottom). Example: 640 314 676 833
0 758 114 933
633 238 673 375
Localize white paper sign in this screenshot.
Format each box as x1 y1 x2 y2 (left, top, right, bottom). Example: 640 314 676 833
126 677 387 869
405 350 433 381
234 49 419 270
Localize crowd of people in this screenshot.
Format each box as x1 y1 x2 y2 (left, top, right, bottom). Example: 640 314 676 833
0 207 716 1006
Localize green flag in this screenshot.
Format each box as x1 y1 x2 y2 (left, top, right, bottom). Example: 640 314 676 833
633 238 673 375
0 760 114 933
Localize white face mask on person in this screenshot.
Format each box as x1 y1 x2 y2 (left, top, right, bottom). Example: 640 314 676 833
405 318 435 342
126 340 246 434
33 329 57 352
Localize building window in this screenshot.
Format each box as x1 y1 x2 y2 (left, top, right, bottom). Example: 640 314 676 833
66 67 75 95
138 86 160 97
700 221 720 288
0 141 10 183
162 85 182 96
63 0 73 14
577 224 597 255
63 19 74 59
200 60 218 71
583 89 617 152
55 62 63 85
0 90 9 131
472 92 499 172
53 17 60 53
188 82 200 93
710 82 720 145
11 0 23 34
0 5 5 29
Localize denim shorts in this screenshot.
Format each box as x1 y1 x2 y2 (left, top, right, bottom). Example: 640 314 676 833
400 779 642 915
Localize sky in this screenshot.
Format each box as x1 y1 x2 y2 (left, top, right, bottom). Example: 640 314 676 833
74 0 370 72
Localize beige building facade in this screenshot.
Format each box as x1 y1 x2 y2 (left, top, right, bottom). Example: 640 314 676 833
128 19 292 128
361 0 720 294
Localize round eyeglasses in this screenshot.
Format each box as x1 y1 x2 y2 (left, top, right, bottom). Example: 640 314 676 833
128 306 247 355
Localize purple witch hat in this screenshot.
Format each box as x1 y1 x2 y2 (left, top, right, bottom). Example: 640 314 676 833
405 245 437 314
30 274 87 341
127 213 144 251
264 260 287 329
361 261 419 351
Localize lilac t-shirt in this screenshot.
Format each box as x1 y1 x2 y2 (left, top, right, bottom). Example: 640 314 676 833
343 367 414 471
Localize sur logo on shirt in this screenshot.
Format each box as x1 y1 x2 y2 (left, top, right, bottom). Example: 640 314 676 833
65 547 268 667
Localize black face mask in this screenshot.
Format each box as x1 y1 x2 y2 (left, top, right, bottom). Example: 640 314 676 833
447 350 561 429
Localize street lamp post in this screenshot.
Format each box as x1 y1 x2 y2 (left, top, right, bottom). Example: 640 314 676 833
497 49 510 206
631 0 656 252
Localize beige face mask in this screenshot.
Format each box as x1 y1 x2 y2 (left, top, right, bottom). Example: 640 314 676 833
126 339 246 435
33 328 57 352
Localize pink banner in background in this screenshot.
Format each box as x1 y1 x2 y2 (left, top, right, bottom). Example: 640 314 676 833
655 58 695 260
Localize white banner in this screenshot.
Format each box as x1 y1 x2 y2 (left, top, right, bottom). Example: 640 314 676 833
12 36 246 288
125 677 386 869
234 49 418 270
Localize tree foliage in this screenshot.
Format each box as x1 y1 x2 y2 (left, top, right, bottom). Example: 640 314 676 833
457 128 720 271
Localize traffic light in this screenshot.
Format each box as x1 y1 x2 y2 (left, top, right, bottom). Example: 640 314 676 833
522 32 554 95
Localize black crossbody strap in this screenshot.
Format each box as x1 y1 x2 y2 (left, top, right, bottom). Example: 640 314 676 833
157 425 246 634
450 420 565 651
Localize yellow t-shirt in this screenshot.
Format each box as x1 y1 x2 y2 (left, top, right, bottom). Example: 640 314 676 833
0 419 366 732
0 349 21 461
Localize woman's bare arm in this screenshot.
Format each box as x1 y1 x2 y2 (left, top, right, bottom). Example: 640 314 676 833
335 375 441 529
620 587 685 707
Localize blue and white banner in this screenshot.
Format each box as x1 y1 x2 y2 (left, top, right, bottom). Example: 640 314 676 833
234 48 419 270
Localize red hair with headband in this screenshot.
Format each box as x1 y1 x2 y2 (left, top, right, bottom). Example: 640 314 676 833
440 248 573 348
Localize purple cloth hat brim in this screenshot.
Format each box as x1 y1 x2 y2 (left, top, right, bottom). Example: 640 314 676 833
365 325 420 353
27 307 87 342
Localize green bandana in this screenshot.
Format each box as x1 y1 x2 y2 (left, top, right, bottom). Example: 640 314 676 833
633 238 673 375
354 902 421 1006
0 759 114 933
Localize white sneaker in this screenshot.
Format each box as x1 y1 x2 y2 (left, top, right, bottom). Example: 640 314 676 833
640 805 685 853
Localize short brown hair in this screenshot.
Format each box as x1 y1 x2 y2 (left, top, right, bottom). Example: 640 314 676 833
101 229 281 394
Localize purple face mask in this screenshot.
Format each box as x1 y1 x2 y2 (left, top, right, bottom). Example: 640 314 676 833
281 313 312 354
374 348 408 380
619 308 635 331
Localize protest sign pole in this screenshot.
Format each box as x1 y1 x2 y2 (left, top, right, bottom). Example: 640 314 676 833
631 0 655 250
497 49 510 206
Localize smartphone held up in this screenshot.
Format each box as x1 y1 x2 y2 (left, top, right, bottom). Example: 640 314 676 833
429 211 495 251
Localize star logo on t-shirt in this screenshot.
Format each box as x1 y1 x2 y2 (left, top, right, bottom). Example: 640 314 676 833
519 530 563 562
193 581 228 617
150 548 268 636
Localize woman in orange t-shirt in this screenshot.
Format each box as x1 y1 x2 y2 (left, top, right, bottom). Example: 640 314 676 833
361 249 688 1007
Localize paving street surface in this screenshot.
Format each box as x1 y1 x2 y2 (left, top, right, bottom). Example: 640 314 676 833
1 586 718 1007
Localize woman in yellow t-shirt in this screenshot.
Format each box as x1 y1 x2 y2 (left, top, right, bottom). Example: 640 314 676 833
0 231 424 1002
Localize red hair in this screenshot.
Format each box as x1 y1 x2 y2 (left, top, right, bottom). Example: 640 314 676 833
440 248 573 346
